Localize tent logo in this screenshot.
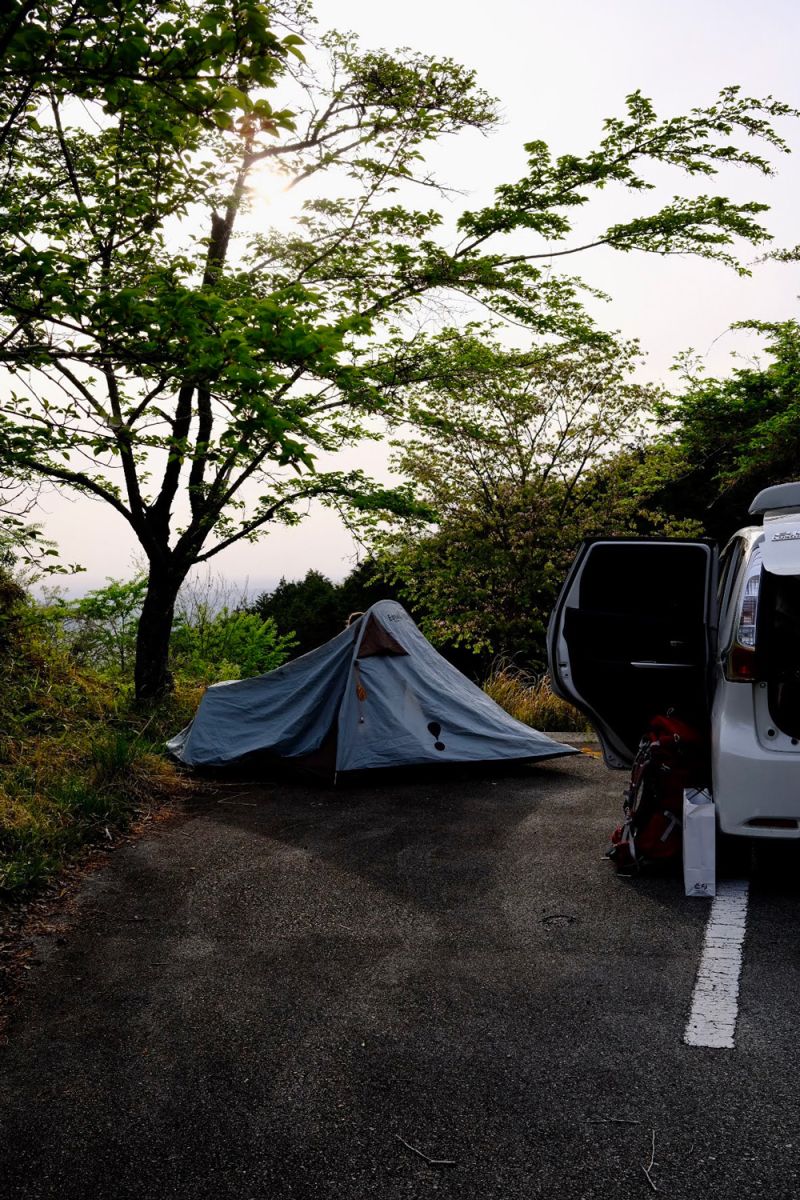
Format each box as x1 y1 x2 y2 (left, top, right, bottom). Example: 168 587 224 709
428 721 446 751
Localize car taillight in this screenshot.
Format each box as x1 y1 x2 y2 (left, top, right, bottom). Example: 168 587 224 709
726 643 756 680
737 572 761 647
725 567 761 681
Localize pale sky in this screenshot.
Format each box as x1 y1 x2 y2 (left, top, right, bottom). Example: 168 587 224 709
38 0 800 594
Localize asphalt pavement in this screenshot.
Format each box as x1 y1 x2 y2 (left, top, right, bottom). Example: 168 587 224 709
1 752 800 1199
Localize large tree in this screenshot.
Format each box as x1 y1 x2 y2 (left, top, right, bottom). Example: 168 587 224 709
0 0 796 698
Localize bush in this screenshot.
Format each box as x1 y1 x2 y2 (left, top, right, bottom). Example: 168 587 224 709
170 605 297 683
46 575 147 677
483 664 590 732
47 570 299 687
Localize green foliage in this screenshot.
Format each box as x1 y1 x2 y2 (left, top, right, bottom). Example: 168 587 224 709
0 474 80 573
252 562 400 656
252 569 339 656
0 0 300 147
373 318 800 672
0 1 795 698
51 574 147 675
50 571 298 682
371 331 664 668
337 559 403 622
581 319 800 545
652 320 800 540
170 604 296 681
0 566 180 898
458 87 794 272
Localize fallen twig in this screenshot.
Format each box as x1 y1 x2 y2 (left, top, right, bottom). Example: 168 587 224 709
395 1134 456 1167
641 1165 658 1194
641 1129 658 1193
590 1116 641 1125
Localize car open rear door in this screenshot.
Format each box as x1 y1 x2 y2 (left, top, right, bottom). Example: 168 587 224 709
547 539 718 768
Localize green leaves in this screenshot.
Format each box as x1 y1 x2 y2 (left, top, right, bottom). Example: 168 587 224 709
648 319 800 539
170 603 297 681
368 329 661 665
458 86 798 268
0 0 298 153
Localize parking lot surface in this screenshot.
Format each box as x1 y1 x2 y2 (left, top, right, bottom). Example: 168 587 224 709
1 754 799 1199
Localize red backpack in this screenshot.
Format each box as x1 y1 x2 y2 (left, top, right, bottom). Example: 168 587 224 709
607 713 708 873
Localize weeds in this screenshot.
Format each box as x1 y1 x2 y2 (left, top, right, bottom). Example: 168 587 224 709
0 576 184 900
484 663 590 732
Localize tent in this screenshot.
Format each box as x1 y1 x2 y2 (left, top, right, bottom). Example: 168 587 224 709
167 600 577 773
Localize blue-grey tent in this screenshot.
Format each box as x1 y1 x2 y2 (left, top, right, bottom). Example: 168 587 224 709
167 600 577 773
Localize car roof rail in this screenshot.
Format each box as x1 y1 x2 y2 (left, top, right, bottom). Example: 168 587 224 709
749 481 800 517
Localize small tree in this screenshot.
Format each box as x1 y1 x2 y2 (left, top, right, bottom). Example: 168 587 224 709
54 574 147 675
598 318 800 543
0 1 796 698
373 331 662 666
252 568 339 655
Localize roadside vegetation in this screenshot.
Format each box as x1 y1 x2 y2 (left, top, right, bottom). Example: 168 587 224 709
0 565 299 899
0 568 175 896
483 666 590 734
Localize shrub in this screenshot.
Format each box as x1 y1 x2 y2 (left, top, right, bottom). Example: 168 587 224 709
170 606 297 682
47 575 147 676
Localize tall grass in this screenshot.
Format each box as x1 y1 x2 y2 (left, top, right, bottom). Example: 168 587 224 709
483 663 591 732
0 576 185 900
0 723 180 897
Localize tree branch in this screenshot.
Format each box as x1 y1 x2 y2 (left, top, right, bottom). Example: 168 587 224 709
193 486 329 562
15 457 134 525
49 94 102 249
103 364 147 522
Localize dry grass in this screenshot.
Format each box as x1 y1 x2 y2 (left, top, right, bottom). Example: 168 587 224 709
483 663 591 732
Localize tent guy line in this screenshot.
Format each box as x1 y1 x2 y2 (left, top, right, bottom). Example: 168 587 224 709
683 880 750 1050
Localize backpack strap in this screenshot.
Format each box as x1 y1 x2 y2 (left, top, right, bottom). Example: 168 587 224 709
659 810 681 842
624 735 653 816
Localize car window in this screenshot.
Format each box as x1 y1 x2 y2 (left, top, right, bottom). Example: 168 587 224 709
718 537 745 616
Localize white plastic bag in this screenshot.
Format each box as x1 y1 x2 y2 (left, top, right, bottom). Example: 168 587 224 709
683 788 716 898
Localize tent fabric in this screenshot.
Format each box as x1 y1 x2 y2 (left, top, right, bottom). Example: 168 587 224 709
167 600 577 772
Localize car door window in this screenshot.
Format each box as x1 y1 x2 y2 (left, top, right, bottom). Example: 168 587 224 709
557 540 714 760
717 537 744 623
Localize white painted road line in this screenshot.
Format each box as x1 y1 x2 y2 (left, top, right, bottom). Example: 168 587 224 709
684 880 750 1050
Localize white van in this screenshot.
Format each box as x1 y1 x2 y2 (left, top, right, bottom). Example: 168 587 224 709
547 482 800 839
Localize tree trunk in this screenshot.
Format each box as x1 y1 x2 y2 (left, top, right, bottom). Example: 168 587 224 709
134 567 184 702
